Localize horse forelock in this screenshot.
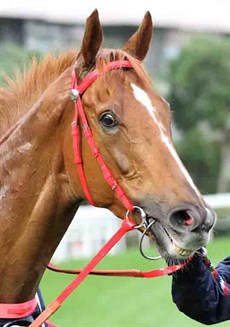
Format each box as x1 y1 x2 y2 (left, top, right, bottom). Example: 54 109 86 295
95 49 151 88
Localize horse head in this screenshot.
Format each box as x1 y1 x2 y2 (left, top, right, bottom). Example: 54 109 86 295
62 10 216 260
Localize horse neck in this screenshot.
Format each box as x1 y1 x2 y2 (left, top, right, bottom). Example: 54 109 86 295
0 72 81 303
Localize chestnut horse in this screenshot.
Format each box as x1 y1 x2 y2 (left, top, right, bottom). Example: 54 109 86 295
0 9 215 312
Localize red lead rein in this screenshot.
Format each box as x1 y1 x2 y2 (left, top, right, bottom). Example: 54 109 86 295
31 217 191 327
48 259 191 278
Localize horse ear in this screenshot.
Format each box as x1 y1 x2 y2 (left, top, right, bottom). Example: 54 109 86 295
78 9 103 67
123 11 153 61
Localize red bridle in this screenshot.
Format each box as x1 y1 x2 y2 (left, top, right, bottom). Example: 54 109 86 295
70 59 134 211
3 60 192 327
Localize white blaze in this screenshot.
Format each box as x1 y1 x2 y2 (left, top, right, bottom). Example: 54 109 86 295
131 83 200 195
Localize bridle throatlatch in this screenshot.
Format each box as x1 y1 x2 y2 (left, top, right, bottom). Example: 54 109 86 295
27 60 193 326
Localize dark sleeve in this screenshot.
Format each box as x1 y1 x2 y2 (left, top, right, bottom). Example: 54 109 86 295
172 255 230 325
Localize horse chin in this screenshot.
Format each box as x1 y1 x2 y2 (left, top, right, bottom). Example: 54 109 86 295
150 221 195 260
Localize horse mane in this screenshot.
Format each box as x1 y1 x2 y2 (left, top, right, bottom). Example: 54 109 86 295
0 48 151 138
0 51 77 138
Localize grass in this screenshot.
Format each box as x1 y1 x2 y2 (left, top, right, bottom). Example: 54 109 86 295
41 236 230 327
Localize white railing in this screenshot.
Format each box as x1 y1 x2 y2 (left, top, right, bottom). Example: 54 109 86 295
52 193 230 262
52 206 125 262
204 193 230 209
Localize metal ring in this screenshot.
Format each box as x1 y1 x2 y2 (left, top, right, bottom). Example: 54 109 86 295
139 220 162 261
126 206 146 229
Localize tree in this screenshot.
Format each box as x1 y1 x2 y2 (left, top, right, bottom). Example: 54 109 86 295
168 36 230 193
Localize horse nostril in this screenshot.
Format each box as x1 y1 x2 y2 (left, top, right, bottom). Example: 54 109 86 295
169 209 197 232
168 206 216 234
182 212 194 226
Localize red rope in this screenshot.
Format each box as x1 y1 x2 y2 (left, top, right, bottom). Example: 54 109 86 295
30 218 136 327
47 259 191 278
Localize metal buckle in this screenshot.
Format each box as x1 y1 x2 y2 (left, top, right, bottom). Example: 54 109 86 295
126 206 147 229
126 207 162 260
70 88 80 102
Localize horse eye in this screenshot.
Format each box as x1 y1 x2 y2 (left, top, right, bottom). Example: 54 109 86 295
99 112 117 128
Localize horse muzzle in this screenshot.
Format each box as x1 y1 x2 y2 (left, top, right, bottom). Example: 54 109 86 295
143 203 216 259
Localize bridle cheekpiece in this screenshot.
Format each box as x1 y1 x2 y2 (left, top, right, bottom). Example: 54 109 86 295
70 60 134 213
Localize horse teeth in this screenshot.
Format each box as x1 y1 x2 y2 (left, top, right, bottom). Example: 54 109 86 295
175 245 191 256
